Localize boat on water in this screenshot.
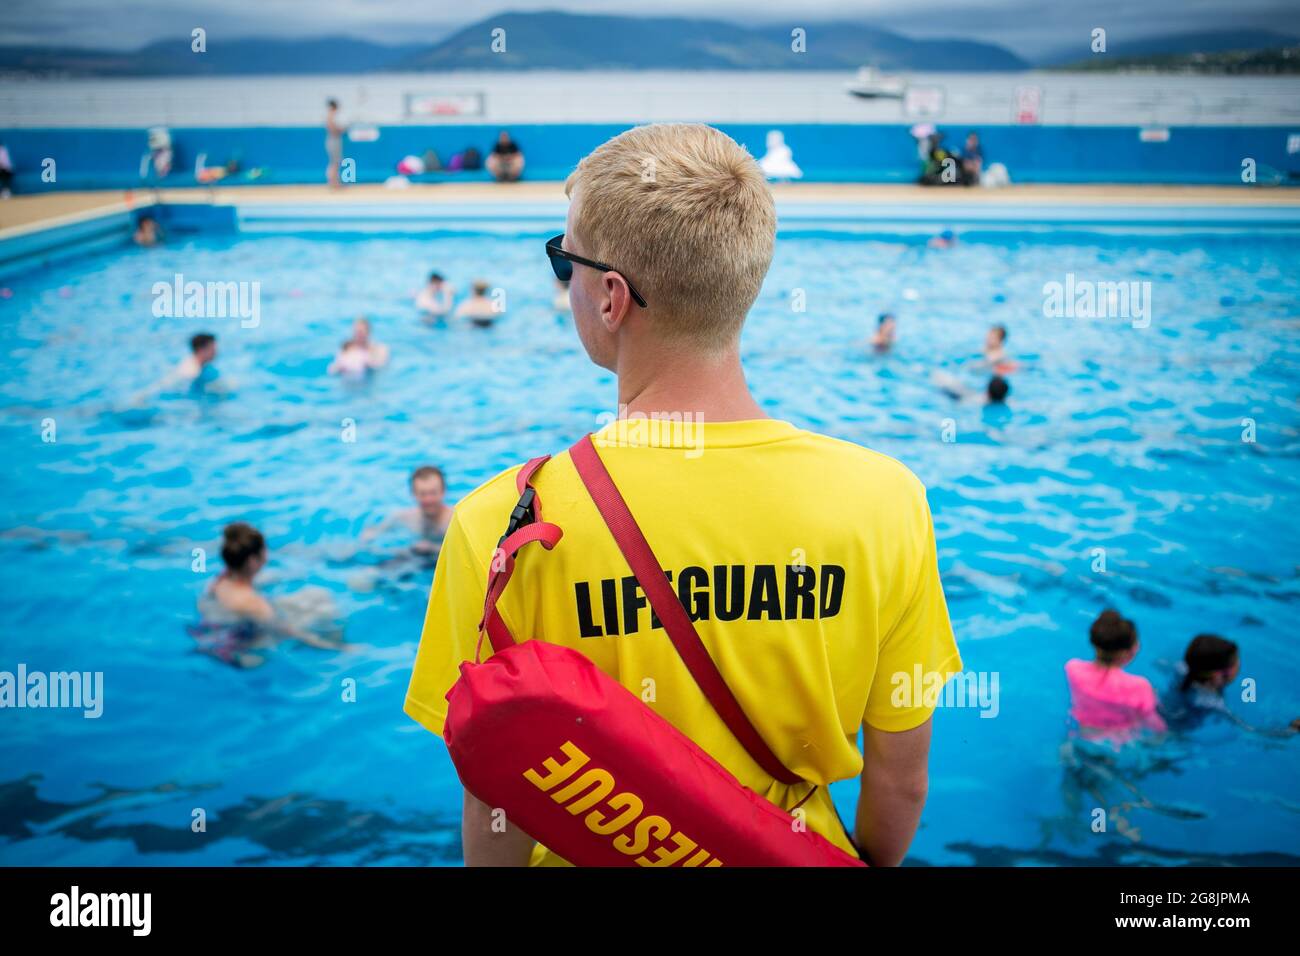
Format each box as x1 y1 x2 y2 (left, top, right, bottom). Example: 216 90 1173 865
845 66 907 100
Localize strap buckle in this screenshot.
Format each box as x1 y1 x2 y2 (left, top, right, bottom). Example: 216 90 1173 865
498 486 537 548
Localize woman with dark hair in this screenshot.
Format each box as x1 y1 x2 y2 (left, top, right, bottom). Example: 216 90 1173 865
192 522 347 666
1161 634 1299 736
1064 608 1166 743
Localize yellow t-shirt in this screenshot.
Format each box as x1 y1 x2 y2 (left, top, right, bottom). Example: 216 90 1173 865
404 418 961 865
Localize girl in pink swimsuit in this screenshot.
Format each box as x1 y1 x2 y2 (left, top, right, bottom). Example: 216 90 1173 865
1065 608 1166 744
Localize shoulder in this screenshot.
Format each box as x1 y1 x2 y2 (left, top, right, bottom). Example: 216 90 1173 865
794 428 929 500
1118 669 1158 700
1064 658 1094 685
445 464 527 553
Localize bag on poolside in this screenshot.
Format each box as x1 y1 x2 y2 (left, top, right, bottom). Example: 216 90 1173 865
441 434 866 867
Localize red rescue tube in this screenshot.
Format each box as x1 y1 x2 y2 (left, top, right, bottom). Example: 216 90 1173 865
444 639 866 868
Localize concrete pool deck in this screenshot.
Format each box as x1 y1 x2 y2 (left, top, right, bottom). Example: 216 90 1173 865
4 182 1300 239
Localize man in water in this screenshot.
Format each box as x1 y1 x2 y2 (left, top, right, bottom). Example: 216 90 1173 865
871 312 897 353
362 466 454 555
416 272 454 321
155 332 222 393
133 215 161 247
406 124 960 867
455 280 501 327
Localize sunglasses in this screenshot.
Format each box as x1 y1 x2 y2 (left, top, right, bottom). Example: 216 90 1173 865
545 233 647 309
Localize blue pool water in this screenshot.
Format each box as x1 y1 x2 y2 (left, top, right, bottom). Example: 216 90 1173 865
1 220 1298 865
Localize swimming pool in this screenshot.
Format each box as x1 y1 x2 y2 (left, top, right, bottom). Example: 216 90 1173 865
1 217 1298 865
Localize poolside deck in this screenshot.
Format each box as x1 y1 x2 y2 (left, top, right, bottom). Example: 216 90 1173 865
3 182 1299 238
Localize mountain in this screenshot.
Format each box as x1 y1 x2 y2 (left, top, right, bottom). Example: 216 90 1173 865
0 13 1029 76
395 12 1030 71
1039 29 1300 68
0 37 427 77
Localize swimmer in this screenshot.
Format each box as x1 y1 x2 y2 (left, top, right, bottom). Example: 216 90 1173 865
146 333 225 397
133 215 161 247
1065 609 1166 743
455 280 501 327
196 523 350 666
328 339 370 378
330 316 389 373
176 332 218 386
361 465 454 556
416 271 454 320
553 278 571 314
983 323 1018 372
871 312 897 353
932 369 1009 405
1162 634 1300 736
927 228 956 250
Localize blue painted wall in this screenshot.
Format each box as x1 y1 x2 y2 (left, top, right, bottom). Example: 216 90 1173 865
3 123 1298 190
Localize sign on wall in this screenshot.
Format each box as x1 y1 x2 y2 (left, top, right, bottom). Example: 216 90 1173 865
903 86 945 119
1014 86 1042 124
405 93 486 119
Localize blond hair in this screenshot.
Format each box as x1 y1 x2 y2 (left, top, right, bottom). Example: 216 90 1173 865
565 124 776 350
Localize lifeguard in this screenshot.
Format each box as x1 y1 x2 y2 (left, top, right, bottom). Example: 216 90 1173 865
405 123 961 867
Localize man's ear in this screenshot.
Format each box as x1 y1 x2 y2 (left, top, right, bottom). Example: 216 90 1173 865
601 272 634 334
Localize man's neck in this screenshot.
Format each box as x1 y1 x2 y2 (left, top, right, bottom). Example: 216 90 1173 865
616 341 765 423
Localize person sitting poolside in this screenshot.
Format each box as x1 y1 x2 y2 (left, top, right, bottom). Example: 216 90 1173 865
361 465 455 556
486 130 524 183
961 131 983 186
455 280 501 327
416 272 454 320
194 522 349 667
133 215 161 247
871 313 897 353
1065 609 1166 744
1161 634 1300 736
0 142 13 199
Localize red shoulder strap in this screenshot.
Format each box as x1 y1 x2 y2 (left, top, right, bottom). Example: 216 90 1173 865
475 455 563 660
568 433 803 786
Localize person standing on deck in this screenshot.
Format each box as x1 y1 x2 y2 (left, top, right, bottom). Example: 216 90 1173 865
405 124 961 867
325 99 345 189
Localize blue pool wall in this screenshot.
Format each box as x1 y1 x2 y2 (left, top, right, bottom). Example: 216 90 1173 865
3 123 1299 191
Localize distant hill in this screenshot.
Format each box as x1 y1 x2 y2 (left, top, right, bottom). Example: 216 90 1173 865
395 12 1030 71
1040 29 1300 70
0 13 1029 76
0 36 428 77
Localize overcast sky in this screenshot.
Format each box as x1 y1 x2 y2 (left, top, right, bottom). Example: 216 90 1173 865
3 0 1298 59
